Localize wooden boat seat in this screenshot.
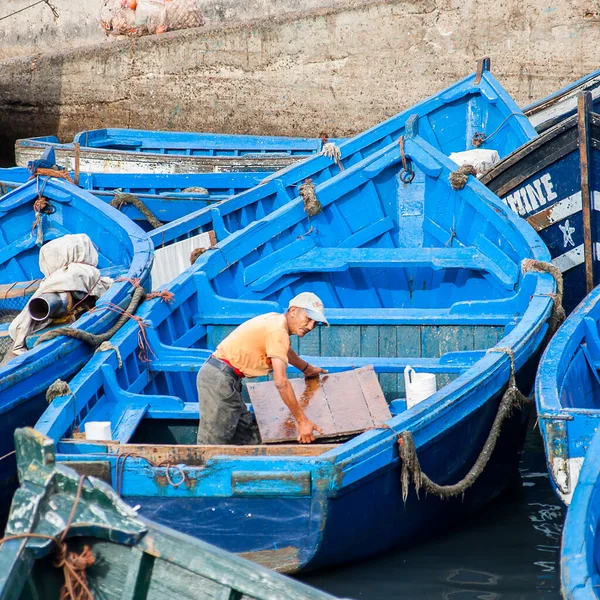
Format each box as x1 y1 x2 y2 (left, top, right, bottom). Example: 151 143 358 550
147 349 484 374
243 247 518 291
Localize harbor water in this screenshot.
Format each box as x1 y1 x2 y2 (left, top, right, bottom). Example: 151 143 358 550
301 418 564 599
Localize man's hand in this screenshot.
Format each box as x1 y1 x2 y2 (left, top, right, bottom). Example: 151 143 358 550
297 418 324 444
303 364 328 379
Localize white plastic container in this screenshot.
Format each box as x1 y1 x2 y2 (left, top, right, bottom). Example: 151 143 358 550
404 366 437 409
84 421 112 441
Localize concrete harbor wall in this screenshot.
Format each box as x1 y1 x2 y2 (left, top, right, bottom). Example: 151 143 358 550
0 0 598 156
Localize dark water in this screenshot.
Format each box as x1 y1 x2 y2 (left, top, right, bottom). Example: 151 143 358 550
300 419 564 599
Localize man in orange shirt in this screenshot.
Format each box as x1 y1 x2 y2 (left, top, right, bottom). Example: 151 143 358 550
197 292 329 445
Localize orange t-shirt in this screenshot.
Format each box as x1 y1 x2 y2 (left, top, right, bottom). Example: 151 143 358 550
214 313 290 378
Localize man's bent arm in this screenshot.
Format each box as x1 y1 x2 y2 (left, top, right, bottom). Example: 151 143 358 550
287 347 328 378
272 358 323 443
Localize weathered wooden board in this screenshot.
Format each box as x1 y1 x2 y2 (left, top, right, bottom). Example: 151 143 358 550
247 366 391 443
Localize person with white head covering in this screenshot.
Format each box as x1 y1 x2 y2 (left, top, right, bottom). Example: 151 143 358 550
197 292 329 445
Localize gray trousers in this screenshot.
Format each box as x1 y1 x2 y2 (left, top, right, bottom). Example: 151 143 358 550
196 362 261 445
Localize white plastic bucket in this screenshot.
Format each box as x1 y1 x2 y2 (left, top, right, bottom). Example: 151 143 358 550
404 366 437 409
84 421 112 441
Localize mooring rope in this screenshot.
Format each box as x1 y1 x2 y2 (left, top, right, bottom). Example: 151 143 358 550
95 341 123 369
521 258 566 336
398 346 529 502
109 193 163 229
34 286 147 349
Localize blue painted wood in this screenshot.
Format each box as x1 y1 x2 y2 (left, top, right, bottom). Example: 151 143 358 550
561 424 600 599
525 68 600 133
535 283 600 508
15 131 343 174
482 97 600 314
0 168 265 229
150 60 536 251
32 114 556 574
0 177 153 518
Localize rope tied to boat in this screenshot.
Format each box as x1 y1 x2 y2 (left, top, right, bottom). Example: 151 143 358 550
0 476 95 600
398 137 415 183
30 168 74 184
521 258 566 336
449 164 477 190
116 452 186 495
32 195 55 246
321 142 344 170
398 346 529 503
95 341 123 369
299 179 323 217
109 192 163 229
181 186 209 195
46 379 72 403
33 285 147 349
471 112 525 147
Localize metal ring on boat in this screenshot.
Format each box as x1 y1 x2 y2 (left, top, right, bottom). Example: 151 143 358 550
399 169 415 184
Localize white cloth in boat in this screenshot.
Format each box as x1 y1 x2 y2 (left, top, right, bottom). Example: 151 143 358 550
9 233 113 354
448 149 500 176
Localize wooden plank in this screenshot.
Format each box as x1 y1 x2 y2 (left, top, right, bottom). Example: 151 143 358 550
248 366 391 444
355 365 391 424
120 547 155 600
578 92 595 293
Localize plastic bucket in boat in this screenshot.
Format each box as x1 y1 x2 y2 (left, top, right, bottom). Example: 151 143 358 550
404 366 437 409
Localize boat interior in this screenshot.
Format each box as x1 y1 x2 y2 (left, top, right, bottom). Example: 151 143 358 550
39 132 541 461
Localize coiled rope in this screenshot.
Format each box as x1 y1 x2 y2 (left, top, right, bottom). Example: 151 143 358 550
46 380 72 403
109 193 163 229
299 179 323 217
398 347 529 502
449 164 477 190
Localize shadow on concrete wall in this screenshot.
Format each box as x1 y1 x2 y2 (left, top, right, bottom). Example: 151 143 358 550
0 53 63 166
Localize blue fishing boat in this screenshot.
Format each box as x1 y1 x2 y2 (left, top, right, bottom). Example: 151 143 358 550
481 91 600 314
525 68 600 133
36 118 557 573
0 168 266 229
0 428 336 600
535 281 600 505
561 424 600 598
0 177 153 517
151 58 537 258
15 130 340 174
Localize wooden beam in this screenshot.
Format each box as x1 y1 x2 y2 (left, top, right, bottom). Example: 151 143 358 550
578 92 595 293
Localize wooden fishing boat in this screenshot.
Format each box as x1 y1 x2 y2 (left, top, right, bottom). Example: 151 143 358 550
534 281 600 505
0 428 336 600
14 130 340 174
561 424 600 599
35 118 557 573
0 167 265 229
481 91 600 314
524 68 600 133
0 177 153 518
15 58 535 177
150 58 537 263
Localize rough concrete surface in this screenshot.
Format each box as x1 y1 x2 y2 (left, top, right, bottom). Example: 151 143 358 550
0 0 599 157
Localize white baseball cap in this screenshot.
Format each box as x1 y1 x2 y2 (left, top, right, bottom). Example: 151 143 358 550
288 292 329 326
